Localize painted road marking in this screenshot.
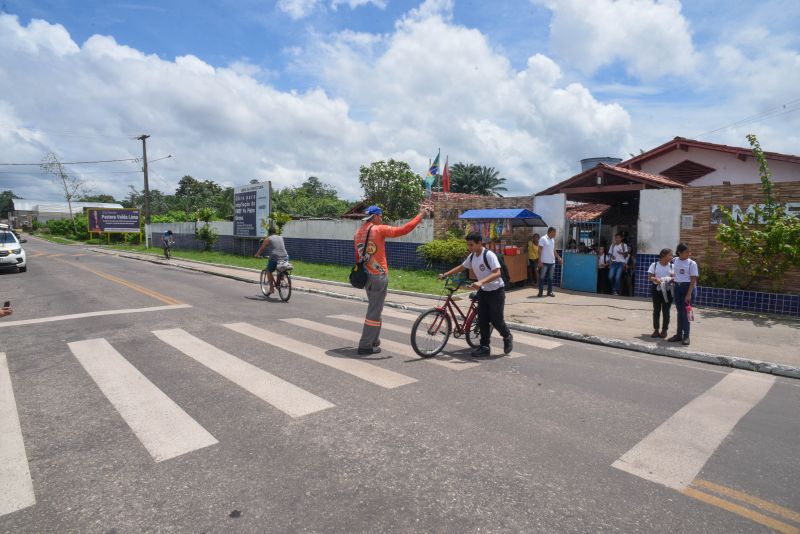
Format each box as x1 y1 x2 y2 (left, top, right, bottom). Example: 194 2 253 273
52 256 182 305
378 310 563 350
68 339 218 462
327 314 527 360
153 329 334 418
612 370 775 491
0 304 192 328
691 479 800 524
286 317 481 370
224 323 416 389
683 486 798 534
0 352 36 517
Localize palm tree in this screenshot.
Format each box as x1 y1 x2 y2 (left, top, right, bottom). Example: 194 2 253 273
473 166 508 197
449 162 480 194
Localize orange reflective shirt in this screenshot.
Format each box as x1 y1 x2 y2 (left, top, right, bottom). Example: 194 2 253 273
354 214 422 275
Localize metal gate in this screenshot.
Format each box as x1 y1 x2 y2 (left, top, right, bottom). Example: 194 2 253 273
562 218 602 293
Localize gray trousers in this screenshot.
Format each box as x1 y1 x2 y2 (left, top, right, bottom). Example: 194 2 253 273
358 273 389 350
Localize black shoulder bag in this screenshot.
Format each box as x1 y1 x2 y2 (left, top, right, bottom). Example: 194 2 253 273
349 225 373 289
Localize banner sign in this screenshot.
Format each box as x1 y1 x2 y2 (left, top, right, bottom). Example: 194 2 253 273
87 209 140 233
233 181 271 238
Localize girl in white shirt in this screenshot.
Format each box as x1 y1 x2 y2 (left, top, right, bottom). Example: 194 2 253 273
647 248 674 338
669 243 699 345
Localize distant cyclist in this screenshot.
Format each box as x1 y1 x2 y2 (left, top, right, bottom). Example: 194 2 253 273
254 228 289 296
162 230 173 259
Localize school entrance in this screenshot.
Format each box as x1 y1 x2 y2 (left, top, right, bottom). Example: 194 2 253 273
535 162 685 295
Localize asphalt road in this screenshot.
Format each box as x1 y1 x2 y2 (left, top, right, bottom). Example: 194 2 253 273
1 238 798 533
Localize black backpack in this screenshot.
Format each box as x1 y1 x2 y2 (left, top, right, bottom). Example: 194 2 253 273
349 225 373 289
469 249 511 287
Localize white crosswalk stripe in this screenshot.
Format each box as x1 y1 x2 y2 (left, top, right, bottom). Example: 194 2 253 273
153 328 334 418
378 309 563 350
283 317 482 370
327 314 528 360
68 339 219 462
224 322 417 388
0 352 36 517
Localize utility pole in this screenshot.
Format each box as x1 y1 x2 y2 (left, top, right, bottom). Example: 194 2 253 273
137 134 151 247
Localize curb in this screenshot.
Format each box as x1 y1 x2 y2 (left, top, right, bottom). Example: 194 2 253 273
91 248 800 381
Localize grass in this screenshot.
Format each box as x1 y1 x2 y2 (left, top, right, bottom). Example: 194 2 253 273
105 244 447 295
28 233 81 245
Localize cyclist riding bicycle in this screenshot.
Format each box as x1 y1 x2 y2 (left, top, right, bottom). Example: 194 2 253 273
254 228 289 296
162 230 173 255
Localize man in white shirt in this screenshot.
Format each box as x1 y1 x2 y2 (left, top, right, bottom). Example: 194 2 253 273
439 232 513 357
537 227 563 297
608 233 630 295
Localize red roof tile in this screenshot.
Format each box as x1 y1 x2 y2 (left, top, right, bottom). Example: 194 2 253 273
566 202 611 221
620 137 800 168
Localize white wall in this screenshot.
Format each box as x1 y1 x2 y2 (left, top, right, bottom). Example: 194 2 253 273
533 194 567 249
639 147 800 185
152 219 434 243
637 189 682 254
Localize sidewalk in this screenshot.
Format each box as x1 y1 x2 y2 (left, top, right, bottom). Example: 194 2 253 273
92 248 800 379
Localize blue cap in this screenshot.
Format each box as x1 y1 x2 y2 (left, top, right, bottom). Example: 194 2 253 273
362 205 383 220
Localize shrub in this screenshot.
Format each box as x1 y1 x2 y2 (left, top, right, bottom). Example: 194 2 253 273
417 237 468 266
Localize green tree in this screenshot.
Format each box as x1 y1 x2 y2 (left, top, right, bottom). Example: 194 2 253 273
40 152 87 234
0 190 21 218
174 175 222 215
449 162 480 194
78 194 118 203
122 186 171 216
358 160 424 221
272 176 350 217
194 207 219 251
716 134 800 290
473 166 508 197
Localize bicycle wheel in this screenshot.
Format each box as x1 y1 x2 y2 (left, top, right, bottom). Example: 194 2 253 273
411 308 451 358
278 272 292 302
260 269 271 297
465 317 493 348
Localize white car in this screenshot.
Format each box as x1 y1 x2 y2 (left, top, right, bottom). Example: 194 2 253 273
0 226 27 272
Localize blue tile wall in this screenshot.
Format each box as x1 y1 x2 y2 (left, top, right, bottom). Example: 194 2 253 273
153 233 798 316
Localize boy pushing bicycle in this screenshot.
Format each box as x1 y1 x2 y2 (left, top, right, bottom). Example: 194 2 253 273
439 232 513 357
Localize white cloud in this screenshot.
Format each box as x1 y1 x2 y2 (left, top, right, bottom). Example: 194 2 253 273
534 0 698 80
277 0 321 20
0 6 633 203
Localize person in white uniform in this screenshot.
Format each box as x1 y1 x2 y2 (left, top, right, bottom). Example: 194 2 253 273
669 243 699 345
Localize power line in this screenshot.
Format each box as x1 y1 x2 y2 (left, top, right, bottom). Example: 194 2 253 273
0 157 141 166
694 97 800 138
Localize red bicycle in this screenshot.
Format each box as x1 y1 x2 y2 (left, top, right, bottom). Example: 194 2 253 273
410 276 490 357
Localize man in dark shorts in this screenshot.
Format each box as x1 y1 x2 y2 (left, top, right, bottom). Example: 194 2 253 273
254 228 289 295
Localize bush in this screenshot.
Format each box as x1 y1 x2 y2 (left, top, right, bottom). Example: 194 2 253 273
699 265 740 289
418 237 468 266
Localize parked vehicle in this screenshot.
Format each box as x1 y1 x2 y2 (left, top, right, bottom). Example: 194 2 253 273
0 224 27 273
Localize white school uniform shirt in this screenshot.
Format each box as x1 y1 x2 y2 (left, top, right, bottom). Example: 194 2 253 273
609 243 629 263
538 235 556 264
648 261 673 282
672 257 699 283
462 249 504 292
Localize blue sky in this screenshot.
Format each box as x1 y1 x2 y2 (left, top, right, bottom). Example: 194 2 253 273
1 0 798 201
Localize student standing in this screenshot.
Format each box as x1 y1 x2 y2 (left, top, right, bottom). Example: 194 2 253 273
668 243 699 346
608 233 630 295
439 232 513 357
537 227 563 297
648 248 674 338
596 245 610 294
527 233 540 286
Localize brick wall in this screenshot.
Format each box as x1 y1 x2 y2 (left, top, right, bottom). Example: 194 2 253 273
434 195 535 238
680 182 800 294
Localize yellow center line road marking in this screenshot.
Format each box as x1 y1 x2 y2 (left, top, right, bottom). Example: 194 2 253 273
683 487 799 534
0 352 36 517
612 370 775 490
692 479 800 524
52 257 182 305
